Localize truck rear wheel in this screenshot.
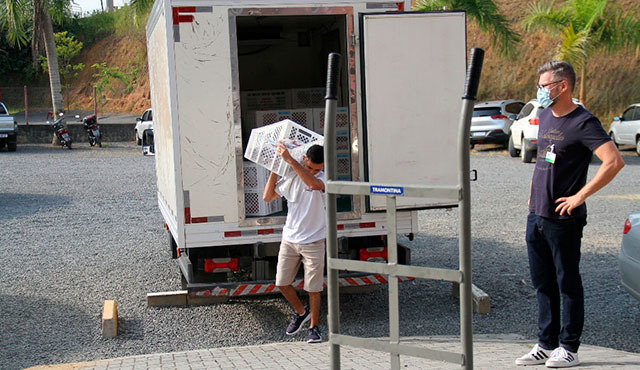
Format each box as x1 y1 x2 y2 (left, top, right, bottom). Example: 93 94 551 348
7 139 17 152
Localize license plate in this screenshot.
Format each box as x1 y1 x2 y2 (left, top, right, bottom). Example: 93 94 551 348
62 133 70 140
0 133 7 138
472 131 486 137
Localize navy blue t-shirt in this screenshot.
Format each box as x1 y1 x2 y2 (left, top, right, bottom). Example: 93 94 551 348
529 105 610 219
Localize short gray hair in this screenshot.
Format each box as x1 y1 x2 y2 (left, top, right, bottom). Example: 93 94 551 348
537 61 576 91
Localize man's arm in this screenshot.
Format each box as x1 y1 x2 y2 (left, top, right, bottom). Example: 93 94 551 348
263 172 280 202
554 141 625 215
277 142 324 192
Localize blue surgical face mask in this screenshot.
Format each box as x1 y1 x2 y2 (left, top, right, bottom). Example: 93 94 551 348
537 87 554 109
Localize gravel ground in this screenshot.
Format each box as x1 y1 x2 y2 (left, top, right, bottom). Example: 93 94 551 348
1 143 639 369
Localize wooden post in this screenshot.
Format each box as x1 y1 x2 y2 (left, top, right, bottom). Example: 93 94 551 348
93 86 97 121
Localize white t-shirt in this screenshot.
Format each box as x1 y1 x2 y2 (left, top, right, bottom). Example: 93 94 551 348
276 166 326 244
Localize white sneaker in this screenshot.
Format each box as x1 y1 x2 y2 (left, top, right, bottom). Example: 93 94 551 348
516 343 551 366
545 347 580 368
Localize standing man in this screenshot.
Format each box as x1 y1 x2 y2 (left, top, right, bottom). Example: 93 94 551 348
516 61 624 368
263 143 326 343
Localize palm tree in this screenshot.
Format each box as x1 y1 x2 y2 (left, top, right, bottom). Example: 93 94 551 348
1 0 67 118
414 0 521 58
523 0 640 103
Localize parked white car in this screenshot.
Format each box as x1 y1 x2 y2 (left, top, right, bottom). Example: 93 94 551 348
609 103 640 156
470 100 524 149
135 108 153 145
509 98 583 163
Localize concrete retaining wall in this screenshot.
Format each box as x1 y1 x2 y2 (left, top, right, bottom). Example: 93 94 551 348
16 123 135 143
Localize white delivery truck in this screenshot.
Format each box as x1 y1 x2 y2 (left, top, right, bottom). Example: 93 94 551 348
146 0 467 297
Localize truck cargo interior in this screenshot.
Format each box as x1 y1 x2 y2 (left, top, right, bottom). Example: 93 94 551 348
236 14 353 218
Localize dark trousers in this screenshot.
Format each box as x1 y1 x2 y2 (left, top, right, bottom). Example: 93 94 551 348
526 213 586 353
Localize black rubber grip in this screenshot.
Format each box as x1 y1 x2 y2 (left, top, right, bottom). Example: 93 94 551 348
463 48 484 100
325 52 341 100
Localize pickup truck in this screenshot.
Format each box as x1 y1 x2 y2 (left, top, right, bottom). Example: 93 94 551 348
0 102 18 152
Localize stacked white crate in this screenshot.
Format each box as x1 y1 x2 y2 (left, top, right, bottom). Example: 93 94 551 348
254 109 314 130
244 119 324 177
313 107 351 179
241 89 292 131
243 161 283 216
292 87 343 108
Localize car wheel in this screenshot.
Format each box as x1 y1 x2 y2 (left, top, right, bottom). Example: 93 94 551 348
521 140 534 163
508 135 519 157
610 132 619 148
636 136 640 157
136 131 142 145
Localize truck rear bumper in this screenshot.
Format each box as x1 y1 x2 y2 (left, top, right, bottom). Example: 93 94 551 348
189 273 414 298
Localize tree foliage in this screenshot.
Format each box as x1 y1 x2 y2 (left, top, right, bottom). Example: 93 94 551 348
414 0 521 58
522 0 640 101
41 31 84 86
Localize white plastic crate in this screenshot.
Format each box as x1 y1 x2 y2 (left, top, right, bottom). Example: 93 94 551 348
244 119 324 177
292 87 325 108
244 190 282 216
243 161 271 191
241 90 291 111
255 109 313 129
313 107 349 133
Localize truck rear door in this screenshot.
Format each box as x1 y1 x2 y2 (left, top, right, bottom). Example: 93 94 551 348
359 11 466 211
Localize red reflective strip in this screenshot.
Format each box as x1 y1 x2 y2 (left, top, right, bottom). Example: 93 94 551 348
219 288 228 295
184 207 191 224
258 228 274 235
360 222 375 228
249 285 261 294
224 231 242 237
345 277 358 286
361 277 374 285
374 275 387 284
232 284 248 296
191 217 207 223
173 6 196 24
202 290 211 297
337 224 344 230
265 284 276 293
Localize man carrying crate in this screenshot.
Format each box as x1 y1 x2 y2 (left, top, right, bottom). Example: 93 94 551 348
263 142 325 343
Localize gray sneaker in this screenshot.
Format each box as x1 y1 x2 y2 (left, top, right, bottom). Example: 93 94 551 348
307 326 322 343
285 306 310 336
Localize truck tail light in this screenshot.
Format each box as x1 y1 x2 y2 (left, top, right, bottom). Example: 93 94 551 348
204 258 239 273
623 219 631 234
360 247 388 262
491 115 508 120
529 118 539 125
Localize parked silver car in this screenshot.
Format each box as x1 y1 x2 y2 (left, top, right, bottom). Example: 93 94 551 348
470 100 524 148
609 103 640 156
619 211 640 302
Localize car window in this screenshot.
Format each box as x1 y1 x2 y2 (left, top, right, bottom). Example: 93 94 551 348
505 102 524 114
517 103 534 119
473 107 502 117
148 110 153 121
0 104 7 115
622 107 635 121
633 108 640 121
142 110 150 121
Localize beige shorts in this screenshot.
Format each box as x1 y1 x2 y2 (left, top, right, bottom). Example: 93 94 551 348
275 239 326 293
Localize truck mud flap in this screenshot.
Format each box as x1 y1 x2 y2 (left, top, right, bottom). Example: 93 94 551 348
187 273 415 299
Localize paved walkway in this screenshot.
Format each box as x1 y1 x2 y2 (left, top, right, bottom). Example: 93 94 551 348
25 335 640 369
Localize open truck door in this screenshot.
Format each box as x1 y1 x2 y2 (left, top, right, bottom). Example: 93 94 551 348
359 11 466 211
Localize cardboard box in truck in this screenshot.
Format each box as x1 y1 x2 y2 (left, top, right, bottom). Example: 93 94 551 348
146 0 466 296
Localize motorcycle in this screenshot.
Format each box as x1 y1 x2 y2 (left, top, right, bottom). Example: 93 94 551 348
47 113 73 150
82 115 102 147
